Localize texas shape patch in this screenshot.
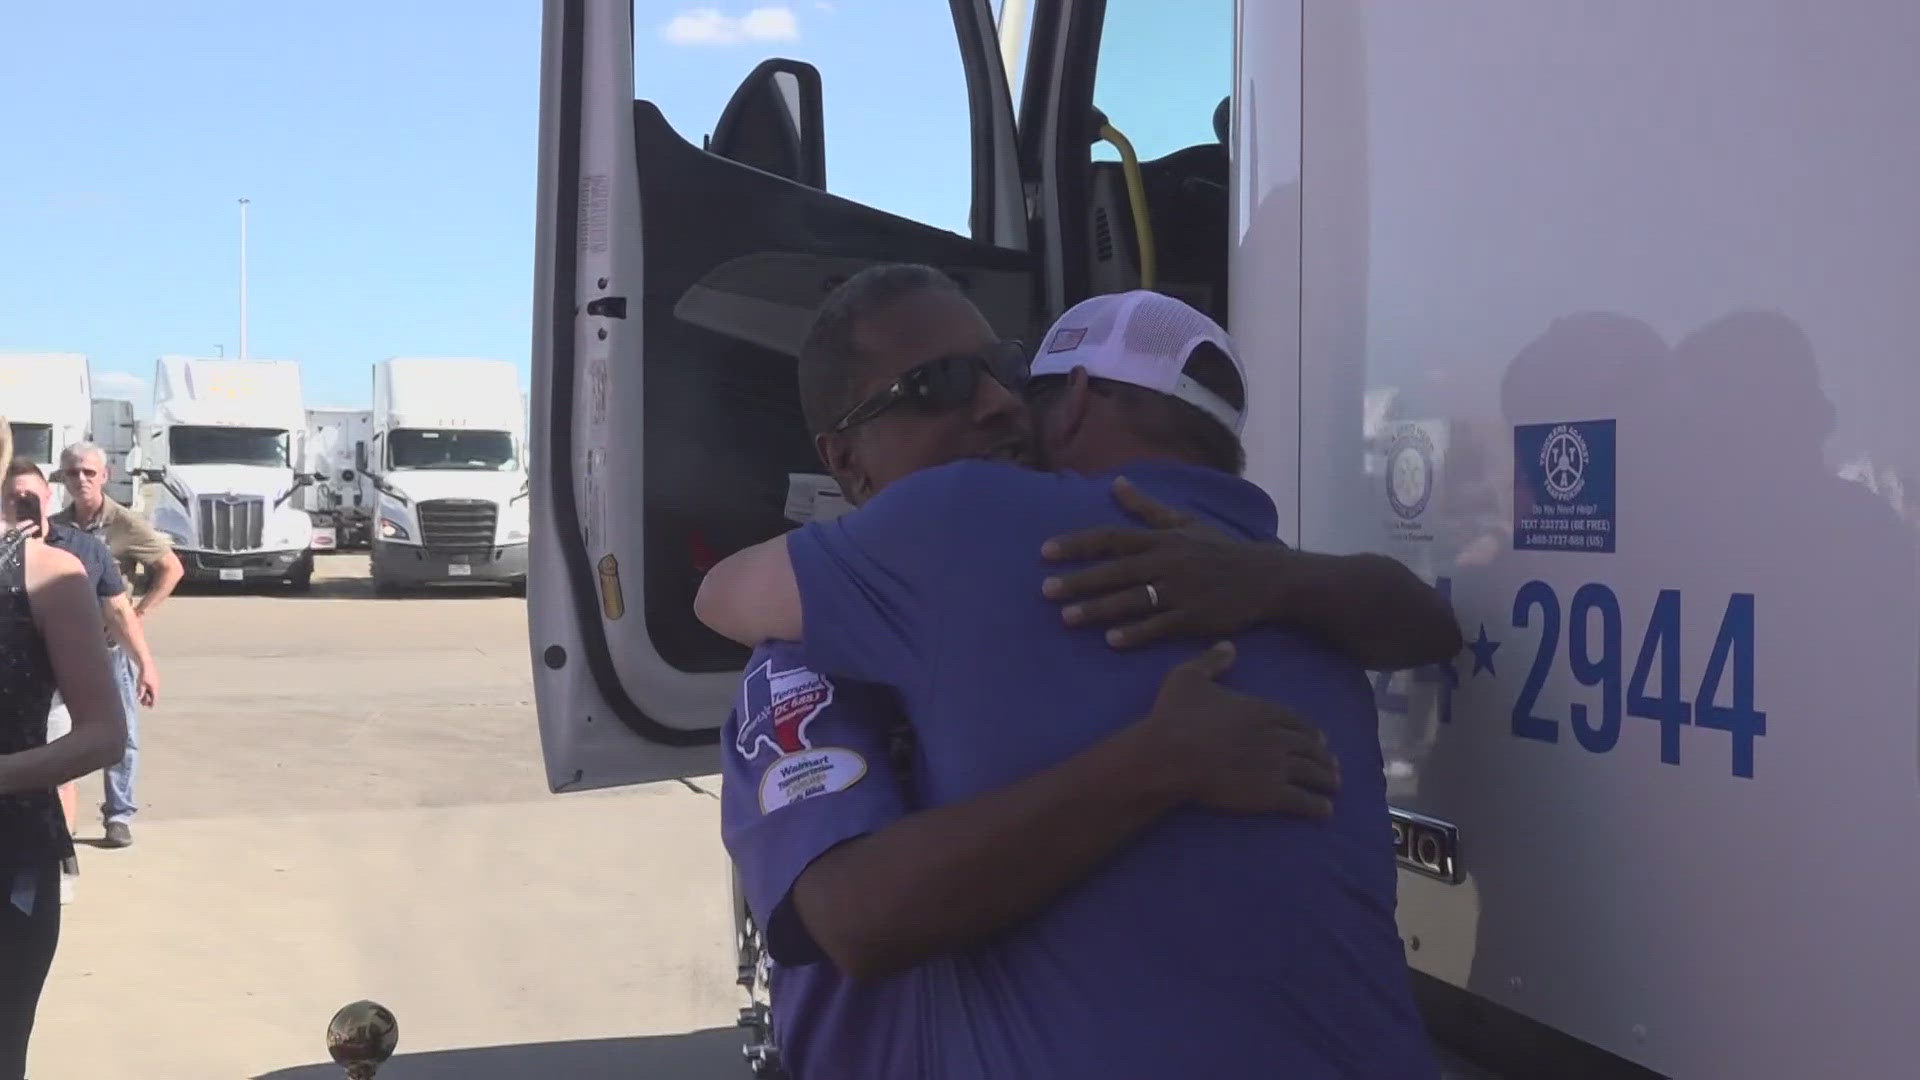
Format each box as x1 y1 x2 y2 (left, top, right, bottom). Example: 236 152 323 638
737 657 867 812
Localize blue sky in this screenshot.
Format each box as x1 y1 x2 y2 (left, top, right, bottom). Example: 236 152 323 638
0 2 1224 415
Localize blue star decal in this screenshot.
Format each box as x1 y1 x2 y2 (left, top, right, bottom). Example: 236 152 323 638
1468 623 1501 677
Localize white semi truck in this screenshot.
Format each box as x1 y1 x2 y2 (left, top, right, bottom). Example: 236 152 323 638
142 356 316 590
89 397 142 507
367 357 530 594
300 407 375 550
528 1 1920 1076
0 353 91 513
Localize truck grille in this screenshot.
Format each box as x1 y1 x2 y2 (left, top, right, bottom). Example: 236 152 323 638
197 495 265 553
417 499 497 551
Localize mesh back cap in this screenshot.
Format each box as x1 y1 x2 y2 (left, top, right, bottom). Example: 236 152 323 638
1031 290 1248 435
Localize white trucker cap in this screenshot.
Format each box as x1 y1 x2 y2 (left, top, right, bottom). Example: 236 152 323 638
1030 290 1248 436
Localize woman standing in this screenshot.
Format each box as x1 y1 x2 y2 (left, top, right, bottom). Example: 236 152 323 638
0 417 127 1078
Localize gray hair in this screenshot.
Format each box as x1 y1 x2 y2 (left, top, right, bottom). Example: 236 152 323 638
60 441 108 470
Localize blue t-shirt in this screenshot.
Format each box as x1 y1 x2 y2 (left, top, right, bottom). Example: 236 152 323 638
782 458 1438 1079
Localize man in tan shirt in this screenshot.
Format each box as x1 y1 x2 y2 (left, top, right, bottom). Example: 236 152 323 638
50 442 182 848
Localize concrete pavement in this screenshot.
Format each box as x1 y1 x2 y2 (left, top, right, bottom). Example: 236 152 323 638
30 554 744 1079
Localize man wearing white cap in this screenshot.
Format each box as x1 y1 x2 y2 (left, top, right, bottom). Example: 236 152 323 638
696 267 1451 1077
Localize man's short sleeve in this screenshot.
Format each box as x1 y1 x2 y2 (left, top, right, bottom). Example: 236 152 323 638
783 461 991 689
110 504 172 567
721 641 910 966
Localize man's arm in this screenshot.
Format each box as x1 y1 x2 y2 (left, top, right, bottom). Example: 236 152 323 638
135 548 184 616
695 535 801 647
115 511 183 616
1250 547 1461 671
102 592 160 707
701 464 965 686
791 643 1338 980
1041 477 1464 670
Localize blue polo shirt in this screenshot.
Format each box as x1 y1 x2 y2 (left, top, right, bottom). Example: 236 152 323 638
778 458 1437 1078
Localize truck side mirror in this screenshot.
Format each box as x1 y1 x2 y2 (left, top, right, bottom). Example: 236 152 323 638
355 441 368 472
708 58 826 190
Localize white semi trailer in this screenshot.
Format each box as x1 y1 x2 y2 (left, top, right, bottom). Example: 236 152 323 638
89 397 141 507
527 2 1920 1076
300 407 375 549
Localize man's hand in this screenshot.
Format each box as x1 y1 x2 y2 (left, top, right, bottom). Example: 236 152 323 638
136 667 159 709
1139 642 1340 818
1043 476 1465 669
1041 476 1275 649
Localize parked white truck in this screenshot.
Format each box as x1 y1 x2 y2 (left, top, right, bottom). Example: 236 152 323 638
89 397 142 506
142 356 316 590
367 357 529 594
0 353 91 512
530 1 1920 1076
300 407 375 550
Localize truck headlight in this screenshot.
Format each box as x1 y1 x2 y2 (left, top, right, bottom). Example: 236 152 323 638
161 476 193 508
372 475 410 506
379 518 410 541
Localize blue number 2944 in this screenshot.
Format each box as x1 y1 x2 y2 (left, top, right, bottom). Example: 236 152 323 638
1510 582 1764 778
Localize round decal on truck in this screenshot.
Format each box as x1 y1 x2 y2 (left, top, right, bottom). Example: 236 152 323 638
1387 424 1437 521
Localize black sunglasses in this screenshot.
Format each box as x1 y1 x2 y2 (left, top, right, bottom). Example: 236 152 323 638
832 339 1031 432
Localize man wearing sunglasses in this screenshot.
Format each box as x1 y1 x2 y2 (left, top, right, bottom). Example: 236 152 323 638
703 266 1456 1077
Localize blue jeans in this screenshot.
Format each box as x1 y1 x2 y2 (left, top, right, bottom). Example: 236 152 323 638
101 647 139 826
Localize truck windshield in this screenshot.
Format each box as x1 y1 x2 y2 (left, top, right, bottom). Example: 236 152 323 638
170 426 290 467
6 423 53 464
388 429 516 471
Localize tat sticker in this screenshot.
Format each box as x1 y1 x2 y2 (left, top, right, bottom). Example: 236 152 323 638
1513 419 1616 553
1383 420 1447 543
736 657 866 813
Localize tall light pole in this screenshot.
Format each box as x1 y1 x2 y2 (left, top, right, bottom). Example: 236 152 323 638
238 197 250 360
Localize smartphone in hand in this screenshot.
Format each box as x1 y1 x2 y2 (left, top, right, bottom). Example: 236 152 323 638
9 491 42 537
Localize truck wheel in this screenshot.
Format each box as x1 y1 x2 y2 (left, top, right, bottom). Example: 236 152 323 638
373 576 401 598
508 579 527 598
287 554 314 593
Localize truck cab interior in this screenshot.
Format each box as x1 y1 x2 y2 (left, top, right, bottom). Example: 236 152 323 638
585 0 1233 676
1077 96 1231 326
528 0 1241 777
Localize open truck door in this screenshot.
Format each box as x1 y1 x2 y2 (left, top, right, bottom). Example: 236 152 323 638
529 0 1031 792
